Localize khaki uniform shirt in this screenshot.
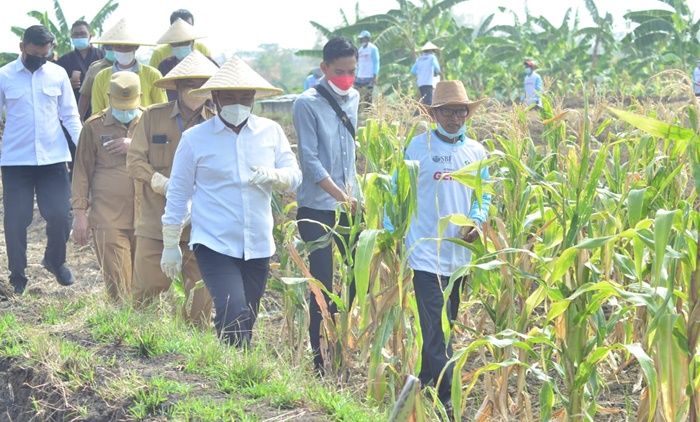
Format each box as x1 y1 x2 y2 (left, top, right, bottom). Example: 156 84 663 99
127 100 214 240
71 108 142 230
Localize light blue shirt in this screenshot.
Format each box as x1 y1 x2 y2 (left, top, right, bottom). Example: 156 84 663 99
524 72 543 106
411 54 441 87
0 58 81 166
357 42 380 79
163 114 301 260
404 131 491 276
694 66 700 95
293 78 360 211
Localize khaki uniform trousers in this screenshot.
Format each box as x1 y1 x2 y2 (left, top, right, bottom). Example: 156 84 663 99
132 235 212 327
93 228 136 302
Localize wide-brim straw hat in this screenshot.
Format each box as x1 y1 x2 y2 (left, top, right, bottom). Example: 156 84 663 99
93 18 155 46
154 51 219 90
420 41 441 52
430 80 486 119
190 56 283 98
157 18 205 45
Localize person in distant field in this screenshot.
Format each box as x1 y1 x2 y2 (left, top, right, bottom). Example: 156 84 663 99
293 37 361 373
160 56 301 346
523 58 543 108
693 58 700 97
71 72 143 302
149 9 212 69
303 68 322 91
354 30 379 110
57 20 105 174
400 80 490 413
0 25 82 294
78 45 114 120
90 18 167 116
127 51 218 326
411 42 442 106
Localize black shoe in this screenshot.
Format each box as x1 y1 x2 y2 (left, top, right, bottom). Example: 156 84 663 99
9 274 28 294
42 258 74 286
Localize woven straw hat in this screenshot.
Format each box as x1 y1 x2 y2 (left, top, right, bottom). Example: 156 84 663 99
154 51 219 90
420 41 441 52
157 18 204 45
109 71 141 109
430 80 486 118
190 56 283 98
93 18 155 46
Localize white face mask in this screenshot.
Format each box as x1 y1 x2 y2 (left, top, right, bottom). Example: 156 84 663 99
219 104 251 126
328 80 351 96
114 51 135 67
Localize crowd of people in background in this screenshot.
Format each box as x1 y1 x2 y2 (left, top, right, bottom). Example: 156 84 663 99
0 9 551 415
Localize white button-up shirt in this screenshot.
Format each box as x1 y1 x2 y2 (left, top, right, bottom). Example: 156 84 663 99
163 114 301 260
0 58 82 166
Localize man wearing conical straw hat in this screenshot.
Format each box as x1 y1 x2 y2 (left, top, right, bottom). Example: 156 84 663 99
160 56 301 346
90 18 167 116
411 41 442 105
126 51 218 326
71 72 143 302
397 80 491 414
149 9 212 70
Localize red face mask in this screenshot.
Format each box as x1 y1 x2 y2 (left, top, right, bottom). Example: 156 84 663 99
328 75 355 91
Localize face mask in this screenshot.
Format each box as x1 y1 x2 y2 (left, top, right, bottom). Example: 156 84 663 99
179 89 206 111
24 54 48 72
172 45 193 60
104 49 116 62
328 75 355 95
525 67 533 76
72 38 90 50
112 108 141 124
219 104 251 127
114 51 135 67
436 123 465 142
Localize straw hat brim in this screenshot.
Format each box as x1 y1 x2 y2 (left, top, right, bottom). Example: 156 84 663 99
157 18 206 44
190 86 283 99
92 39 155 46
154 75 212 91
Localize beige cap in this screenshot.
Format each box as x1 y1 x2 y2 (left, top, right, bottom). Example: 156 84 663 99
190 56 283 98
93 18 155 46
109 71 141 109
430 80 486 119
420 41 441 52
157 18 205 45
154 51 219 90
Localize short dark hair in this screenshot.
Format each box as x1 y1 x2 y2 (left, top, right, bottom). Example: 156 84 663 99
71 20 91 31
170 9 194 24
322 37 357 63
23 25 55 46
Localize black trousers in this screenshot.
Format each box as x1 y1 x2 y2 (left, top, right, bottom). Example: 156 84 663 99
193 244 269 347
297 206 357 369
419 85 434 105
1 164 72 284
413 269 463 402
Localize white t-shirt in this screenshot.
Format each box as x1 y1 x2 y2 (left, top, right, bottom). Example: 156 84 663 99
411 54 440 87
405 131 487 276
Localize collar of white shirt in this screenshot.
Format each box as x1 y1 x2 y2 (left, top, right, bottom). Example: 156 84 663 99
212 114 262 134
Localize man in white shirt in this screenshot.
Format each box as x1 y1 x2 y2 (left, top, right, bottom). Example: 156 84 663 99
0 25 82 294
411 42 442 105
160 57 301 347
355 30 379 111
694 59 700 97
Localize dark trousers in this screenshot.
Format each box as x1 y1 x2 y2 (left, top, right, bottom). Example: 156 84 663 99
419 85 434 105
297 207 357 369
413 269 464 402
193 244 269 347
1 164 72 286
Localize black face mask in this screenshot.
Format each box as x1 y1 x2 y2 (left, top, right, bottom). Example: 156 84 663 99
24 54 48 72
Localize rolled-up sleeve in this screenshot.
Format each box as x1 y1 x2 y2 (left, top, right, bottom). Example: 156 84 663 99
162 135 195 226
274 125 302 192
58 73 82 144
293 97 329 183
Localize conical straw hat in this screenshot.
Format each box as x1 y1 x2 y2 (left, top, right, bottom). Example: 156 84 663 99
430 80 487 120
190 56 283 98
154 51 219 90
420 41 441 52
93 18 155 46
157 18 205 45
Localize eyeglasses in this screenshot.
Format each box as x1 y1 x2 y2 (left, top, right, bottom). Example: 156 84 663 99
436 107 469 118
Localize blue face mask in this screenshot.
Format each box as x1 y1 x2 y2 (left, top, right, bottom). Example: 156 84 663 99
111 108 141 124
104 49 116 62
525 67 533 76
172 45 193 60
72 38 90 50
436 123 465 143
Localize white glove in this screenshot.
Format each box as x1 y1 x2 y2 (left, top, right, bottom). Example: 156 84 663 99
160 224 183 279
249 166 293 191
151 172 169 196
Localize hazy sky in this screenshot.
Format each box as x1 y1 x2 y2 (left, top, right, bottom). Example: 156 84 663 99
0 0 695 58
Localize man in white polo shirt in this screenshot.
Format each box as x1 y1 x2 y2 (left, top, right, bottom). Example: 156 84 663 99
0 25 82 294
